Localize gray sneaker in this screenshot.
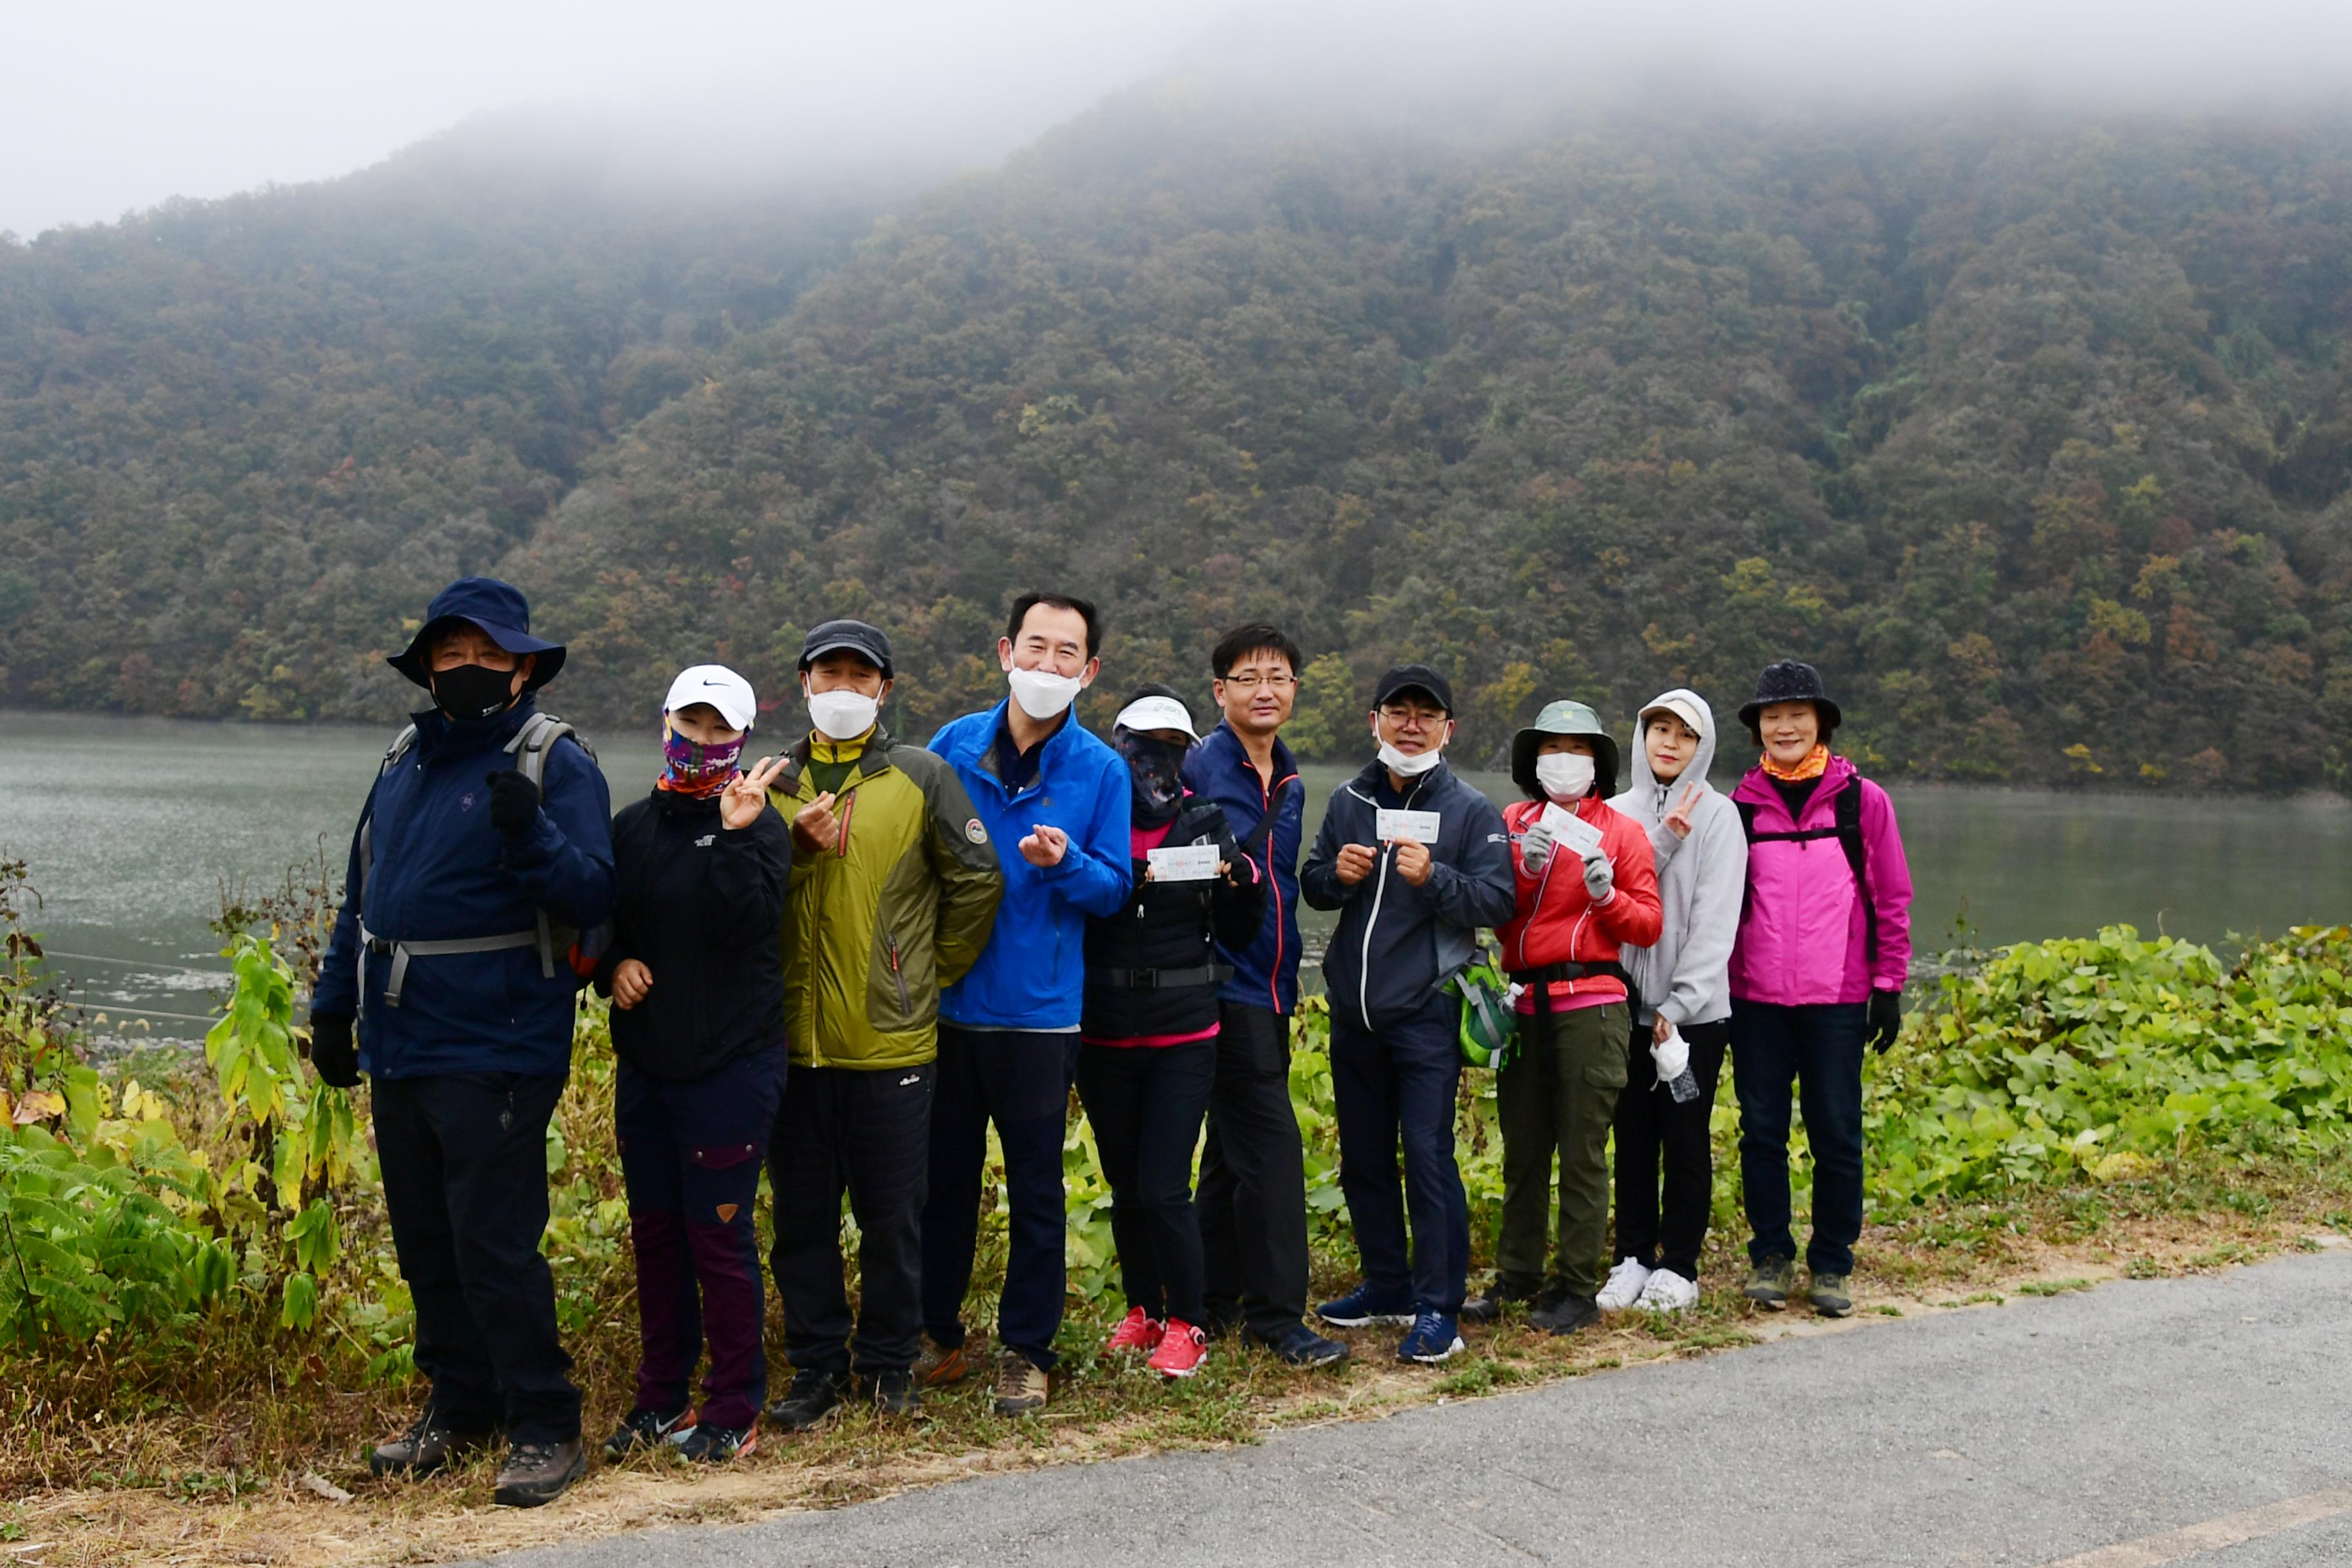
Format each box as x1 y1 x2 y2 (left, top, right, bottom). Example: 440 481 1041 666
1744 1256 1797 1309
493 1438 585 1507
993 1349 1050 1416
1807 1271 1854 1318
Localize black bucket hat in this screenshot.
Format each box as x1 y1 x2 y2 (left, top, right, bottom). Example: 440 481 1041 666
1737 660 1841 732
387 577 565 691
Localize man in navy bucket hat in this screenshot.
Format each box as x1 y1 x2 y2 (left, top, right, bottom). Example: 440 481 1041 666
311 577 614 1506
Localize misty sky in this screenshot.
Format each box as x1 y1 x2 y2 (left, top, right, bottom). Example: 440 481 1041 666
11 0 2352 240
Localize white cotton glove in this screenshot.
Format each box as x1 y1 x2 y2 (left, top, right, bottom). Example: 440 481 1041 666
1519 816 1557 872
1580 848 1615 905
1650 1025 1690 1086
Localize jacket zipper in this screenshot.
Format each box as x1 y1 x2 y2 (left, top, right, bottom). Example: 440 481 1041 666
1353 772 1419 1025
887 933 910 1015
1264 769 1295 1012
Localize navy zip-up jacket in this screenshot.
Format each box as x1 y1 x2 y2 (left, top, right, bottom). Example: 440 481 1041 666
315 700 616 1079
1301 757 1515 1032
929 700 1132 1030
1181 722 1306 1015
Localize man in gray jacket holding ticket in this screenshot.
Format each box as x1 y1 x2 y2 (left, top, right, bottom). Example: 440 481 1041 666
1301 664 1516 1364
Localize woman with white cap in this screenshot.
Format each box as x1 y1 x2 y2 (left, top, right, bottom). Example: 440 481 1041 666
596 665 792 1463
1075 684 1264 1380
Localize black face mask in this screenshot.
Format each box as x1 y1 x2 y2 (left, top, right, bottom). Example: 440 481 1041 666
1115 729 1188 826
430 662 518 724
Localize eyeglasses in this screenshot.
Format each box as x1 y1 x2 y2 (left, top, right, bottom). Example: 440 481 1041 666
1379 706 1446 729
1220 673 1297 691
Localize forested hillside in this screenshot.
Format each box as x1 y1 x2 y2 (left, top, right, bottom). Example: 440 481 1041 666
6 92 2351 791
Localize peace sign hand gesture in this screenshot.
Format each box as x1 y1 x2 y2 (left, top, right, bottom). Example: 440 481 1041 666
721 756 788 832
1663 783 1702 841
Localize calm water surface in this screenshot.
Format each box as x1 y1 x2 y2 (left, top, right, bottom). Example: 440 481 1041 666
3 713 2346 1043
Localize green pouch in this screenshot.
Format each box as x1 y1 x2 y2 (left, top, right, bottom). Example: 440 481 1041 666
1451 952 1518 1070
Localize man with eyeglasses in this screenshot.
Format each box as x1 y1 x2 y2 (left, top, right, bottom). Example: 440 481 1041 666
1179 626 1348 1368
1301 665 1515 1365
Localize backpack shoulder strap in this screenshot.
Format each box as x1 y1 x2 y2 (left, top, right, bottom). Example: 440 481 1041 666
502 712 591 977
1835 775 1876 964
1235 774 1298 862
1735 798 1761 841
357 723 420 909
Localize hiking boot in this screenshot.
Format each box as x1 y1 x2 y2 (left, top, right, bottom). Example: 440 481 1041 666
1246 1322 1351 1368
869 1369 923 1419
1636 1268 1700 1313
765 1367 851 1433
1745 1256 1798 1310
368 1410 496 1478
1807 1271 1854 1318
993 1348 1050 1416
601 1405 693 1461
1316 1284 1416 1328
1396 1311 1465 1364
1104 1306 1166 1355
493 1438 584 1508
671 1422 758 1464
914 1332 975 1387
1148 1320 1209 1379
1529 1293 1601 1337
1595 1257 1654 1311
1460 1275 1543 1325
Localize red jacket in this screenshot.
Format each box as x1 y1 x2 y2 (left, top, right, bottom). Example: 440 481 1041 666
1498 795 1663 1009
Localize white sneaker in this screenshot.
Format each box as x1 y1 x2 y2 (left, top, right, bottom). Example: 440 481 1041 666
1636 1268 1699 1313
1595 1257 1653 1311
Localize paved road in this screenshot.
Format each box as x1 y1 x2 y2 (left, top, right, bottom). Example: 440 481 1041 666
481 1251 2352 1567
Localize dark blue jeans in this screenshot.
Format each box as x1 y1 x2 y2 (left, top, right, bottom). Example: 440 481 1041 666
1329 992 1470 1316
1730 1000 1868 1276
920 1026 1077 1369
616 1045 787 1430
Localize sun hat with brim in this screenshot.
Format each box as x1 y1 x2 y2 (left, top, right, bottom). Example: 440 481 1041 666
1113 692 1200 741
387 577 565 691
1509 699 1620 799
1736 660 1842 732
1638 694 1711 741
664 664 758 731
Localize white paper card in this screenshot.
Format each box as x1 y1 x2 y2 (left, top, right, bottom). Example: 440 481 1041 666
1541 802 1604 857
1376 808 1442 844
1147 843 1221 882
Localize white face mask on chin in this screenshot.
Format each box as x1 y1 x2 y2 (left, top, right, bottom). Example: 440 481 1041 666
806 688 879 741
1007 665 1087 721
1377 739 1446 778
1535 752 1595 803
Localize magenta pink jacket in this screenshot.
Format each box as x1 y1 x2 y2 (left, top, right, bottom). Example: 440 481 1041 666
1727 756 1913 1007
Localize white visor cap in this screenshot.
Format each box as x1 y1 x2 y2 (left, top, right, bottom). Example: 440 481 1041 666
1639 694 1710 740
1113 693 1200 741
665 664 758 731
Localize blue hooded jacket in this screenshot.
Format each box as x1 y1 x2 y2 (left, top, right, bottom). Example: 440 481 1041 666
1181 721 1306 1015
929 700 1131 1030
314 698 616 1078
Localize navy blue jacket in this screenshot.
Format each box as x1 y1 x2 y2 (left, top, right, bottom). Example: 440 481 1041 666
1300 758 1515 1032
1181 723 1306 1015
315 700 616 1079
929 700 1131 1030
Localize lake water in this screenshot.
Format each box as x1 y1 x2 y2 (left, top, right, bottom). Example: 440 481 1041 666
3 710 2347 1044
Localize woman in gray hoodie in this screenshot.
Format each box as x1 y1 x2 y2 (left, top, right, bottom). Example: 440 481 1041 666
1601 690 1747 1313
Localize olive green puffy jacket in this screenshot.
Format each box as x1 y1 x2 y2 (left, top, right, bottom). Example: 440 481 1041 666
769 727 1004 1071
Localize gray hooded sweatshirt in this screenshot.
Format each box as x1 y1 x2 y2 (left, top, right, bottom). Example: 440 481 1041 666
1608 688 1747 1028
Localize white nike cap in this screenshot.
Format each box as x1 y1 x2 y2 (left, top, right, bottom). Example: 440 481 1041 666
1113 693 1200 740
664 664 758 730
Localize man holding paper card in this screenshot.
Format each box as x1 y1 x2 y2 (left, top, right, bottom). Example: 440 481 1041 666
1303 665 1516 1365
1469 700 1661 1337
1074 686 1266 1380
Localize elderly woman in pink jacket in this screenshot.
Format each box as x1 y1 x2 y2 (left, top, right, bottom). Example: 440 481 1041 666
1726 661 1912 1320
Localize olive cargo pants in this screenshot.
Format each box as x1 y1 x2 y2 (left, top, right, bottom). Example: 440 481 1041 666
1494 1001 1631 1300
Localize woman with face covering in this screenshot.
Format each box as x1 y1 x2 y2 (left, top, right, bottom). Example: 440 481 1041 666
1725 661 1913 1320
1464 700 1661 1338
594 665 794 1464
1074 685 1265 1380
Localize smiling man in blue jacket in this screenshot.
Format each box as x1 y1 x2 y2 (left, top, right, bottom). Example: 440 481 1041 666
920 591 1132 1415
309 578 614 1507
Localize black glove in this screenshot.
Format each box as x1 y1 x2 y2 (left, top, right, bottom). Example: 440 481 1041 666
486 769 542 838
309 1013 360 1088
1866 988 1903 1054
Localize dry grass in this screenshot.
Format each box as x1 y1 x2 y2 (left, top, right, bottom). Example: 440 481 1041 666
8 1158 2347 1568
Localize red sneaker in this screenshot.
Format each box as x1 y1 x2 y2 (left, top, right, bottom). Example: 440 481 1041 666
1148 1319 1208 1378
1104 1306 1164 1355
